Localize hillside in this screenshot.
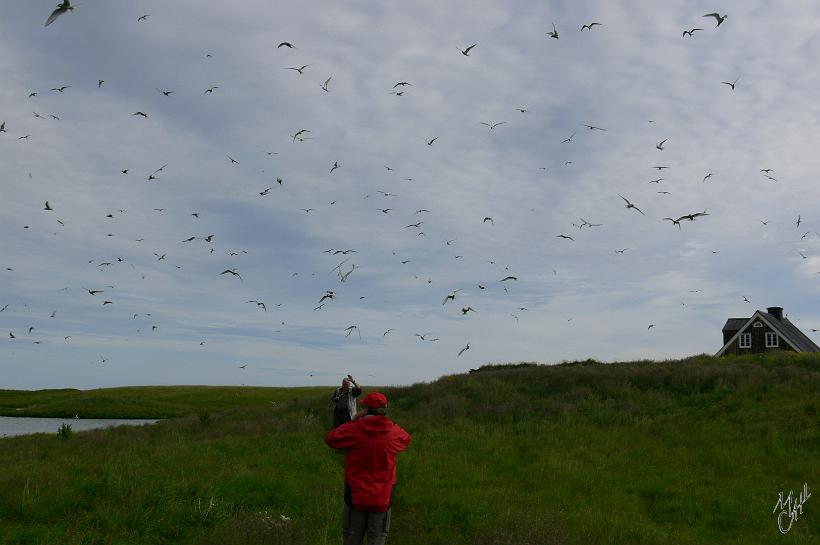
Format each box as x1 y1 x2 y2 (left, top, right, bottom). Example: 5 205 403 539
0 353 817 545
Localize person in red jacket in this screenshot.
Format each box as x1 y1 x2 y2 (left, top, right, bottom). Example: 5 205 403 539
325 392 411 545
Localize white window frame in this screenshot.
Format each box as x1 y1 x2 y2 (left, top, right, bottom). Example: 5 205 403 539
766 332 779 348
739 333 752 348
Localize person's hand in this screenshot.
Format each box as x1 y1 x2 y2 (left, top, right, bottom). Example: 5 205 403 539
353 407 367 420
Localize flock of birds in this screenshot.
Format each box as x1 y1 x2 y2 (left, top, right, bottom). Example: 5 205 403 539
1 4 818 378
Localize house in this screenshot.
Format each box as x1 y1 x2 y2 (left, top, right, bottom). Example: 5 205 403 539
715 306 820 356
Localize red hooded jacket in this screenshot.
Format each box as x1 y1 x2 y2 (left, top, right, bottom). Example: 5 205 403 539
325 415 411 512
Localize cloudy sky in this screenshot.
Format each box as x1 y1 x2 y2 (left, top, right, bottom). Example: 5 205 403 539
2 1 820 389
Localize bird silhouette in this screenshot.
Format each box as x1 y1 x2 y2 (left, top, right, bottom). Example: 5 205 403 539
722 77 739 90
320 76 332 92
442 290 461 305
285 65 310 74
220 269 243 281
458 44 477 56
618 195 645 215
581 22 602 31
703 13 728 27
547 23 559 39
682 28 703 37
45 2 74 27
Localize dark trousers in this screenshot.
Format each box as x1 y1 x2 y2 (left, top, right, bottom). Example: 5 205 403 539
342 503 391 545
333 410 351 429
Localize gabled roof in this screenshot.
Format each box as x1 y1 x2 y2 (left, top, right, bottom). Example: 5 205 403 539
766 313 820 352
722 318 747 332
715 309 820 356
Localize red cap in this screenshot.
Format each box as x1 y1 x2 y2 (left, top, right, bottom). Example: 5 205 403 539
358 392 388 409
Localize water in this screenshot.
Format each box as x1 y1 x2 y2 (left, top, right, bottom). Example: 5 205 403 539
0 416 159 438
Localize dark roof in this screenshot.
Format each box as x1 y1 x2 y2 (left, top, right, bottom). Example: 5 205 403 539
762 312 820 352
722 318 747 332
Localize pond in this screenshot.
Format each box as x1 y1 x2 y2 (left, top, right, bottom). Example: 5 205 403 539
0 416 159 438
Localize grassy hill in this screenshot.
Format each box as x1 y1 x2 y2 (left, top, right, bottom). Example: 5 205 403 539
0 353 817 544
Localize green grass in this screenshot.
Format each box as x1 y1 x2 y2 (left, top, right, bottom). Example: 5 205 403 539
0 385 329 419
0 352 817 544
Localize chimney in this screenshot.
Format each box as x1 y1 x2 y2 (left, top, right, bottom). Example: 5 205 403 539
767 307 783 320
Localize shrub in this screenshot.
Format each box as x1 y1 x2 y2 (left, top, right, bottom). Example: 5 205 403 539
57 423 73 439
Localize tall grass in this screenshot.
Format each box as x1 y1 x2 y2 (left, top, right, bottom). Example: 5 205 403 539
0 353 817 544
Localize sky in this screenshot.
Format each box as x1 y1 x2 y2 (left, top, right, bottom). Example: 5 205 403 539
2 1 820 390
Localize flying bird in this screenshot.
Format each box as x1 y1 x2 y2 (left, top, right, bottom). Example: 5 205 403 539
556 234 574 241
561 132 576 143
500 276 518 282
132 111 148 118
285 65 310 74
220 269 243 281
137 14 150 21
457 343 471 357
547 23 559 39
277 42 296 49
722 77 739 90
320 76 332 92
204 86 219 94
426 137 438 146
44 201 53 211
618 195 645 215
581 22 602 31
45 2 74 27
291 129 310 142
51 86 71 93
442 290 461 305
682 28 703 37
581 124 606 131
458 44 477 56
330 161 340 173
479 121 507 130
663 217 682 229
656 139 667 151
483 217 494 225
247 300 267 311
703 13 728 27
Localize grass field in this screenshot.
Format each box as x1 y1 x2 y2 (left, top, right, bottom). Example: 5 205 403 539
0 352 817 544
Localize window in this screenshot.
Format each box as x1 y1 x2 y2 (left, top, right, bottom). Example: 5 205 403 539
753 322 763 328
766 332 779 348
739 333 751 348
